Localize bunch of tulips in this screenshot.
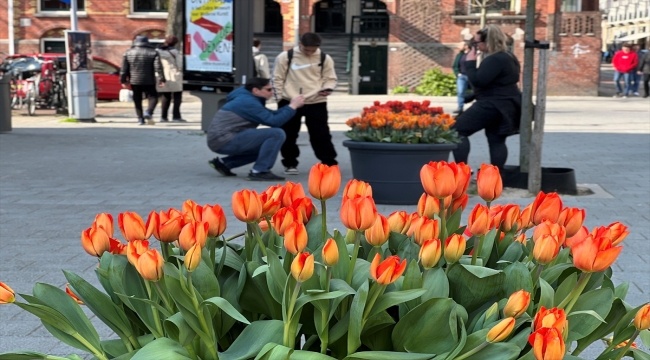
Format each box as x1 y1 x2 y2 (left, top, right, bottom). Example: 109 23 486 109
1 161 649 360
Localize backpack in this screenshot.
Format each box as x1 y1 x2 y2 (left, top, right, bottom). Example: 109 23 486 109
285 48 327 77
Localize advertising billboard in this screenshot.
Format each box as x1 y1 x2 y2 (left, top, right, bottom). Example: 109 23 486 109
185 0 234 73
65 31 92 72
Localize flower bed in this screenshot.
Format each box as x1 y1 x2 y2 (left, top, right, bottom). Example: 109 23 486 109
1 162 649 360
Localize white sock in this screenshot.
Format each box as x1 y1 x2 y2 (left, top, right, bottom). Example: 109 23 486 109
251 169 260 174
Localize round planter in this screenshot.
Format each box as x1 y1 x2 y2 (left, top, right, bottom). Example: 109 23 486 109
343 140 458 205
502 165 578 195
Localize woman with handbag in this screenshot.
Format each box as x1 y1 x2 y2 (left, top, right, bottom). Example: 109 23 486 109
157 35 186 122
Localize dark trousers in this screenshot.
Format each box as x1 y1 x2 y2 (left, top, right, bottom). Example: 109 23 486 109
131 84 158 119
452 101 508 169
278 100 338 167
160 91 182 120
643 73 650 97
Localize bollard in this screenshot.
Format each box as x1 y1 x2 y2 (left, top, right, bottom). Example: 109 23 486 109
0 73 12 132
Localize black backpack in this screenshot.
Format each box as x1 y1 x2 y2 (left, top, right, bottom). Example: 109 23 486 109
285 48 327 77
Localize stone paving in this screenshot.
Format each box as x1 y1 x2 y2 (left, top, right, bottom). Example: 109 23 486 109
0 91 649 358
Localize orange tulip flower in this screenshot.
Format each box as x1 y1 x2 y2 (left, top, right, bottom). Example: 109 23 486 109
487 317 515 343
528 328 565 360
284 221 308 255
127 239 150 266
519 203 534 231
571 235 623 273
557 208 585 238
309 164 341 200
419 238 442 269
495 204 521 232
420 161 456 199
272 207 299 235
340 196 378 231
477 164 503 202
145 211 160 240
159 208 183 224
202 204 227 237
533 234 561 265
182 200 203 222
281 182 306 207
81 225 111 257
531 192 563 225
533 306 567 333
564 226 589 248
94 213 114 238
0 282 15 304
109 238 127 255
406 212 421 237
533 220 567 246
136 249 164 281
259 219 271 232
413 217 440 246
65 284 84 305
118 212 150 242
185 243 202 272
158 217 184 243
232 189 263 223
504 290 531 318
387 211 411 234
261 185 284 216
370 254 407 285
342 179 373 200
365 214 390 247
592 222 629 246
178 221 209 251
444 234 466 264
291 197 315 224
449 162 472 200
451 193 469 214
634 304 650 331
514 233 527 245
467 204 491 236
417 193 440 218
322 238 339 267
291 252 315 282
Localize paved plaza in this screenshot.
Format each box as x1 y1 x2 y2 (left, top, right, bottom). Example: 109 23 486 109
0 91 649 357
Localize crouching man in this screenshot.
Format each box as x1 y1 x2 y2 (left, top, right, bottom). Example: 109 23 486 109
207 78 305 181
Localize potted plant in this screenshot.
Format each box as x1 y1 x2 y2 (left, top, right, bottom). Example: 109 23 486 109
343 100 460 205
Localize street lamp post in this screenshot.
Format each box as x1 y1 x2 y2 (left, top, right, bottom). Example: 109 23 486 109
66 0 96 122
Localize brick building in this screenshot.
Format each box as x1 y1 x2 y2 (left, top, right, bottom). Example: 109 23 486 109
1 0 602 95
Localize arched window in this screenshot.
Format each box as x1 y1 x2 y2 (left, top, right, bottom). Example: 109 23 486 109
41 28 66 53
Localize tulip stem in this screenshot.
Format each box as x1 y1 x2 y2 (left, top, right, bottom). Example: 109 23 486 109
71 332 109 360
187 271 219 359
439 197 447 253
284 281 302 348
154 281 173 313
455 341 489 360
161 242 171 262
143 280 165 338
363 283 386 321
207 236 216 268
321 200 328 244
346 231 362 284
320 267 332 354
613 329 640 360
532 264 545 289
471 234 485 266
224 232 246 242
559 272 592 312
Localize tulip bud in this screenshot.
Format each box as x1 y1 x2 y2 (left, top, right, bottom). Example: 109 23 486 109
557 207 585 238
499 204 521 232
156 216 184 243
309 164 341 200
185 243 202 272
420 161 456 199
272 207 299 235
528 328 565 360
504 290 531 318
451 193 469 214
487 317 515 343
444 234 466 264
467 204 491 236
419 239 442 269
571 235 623 273
519 203 534 231
182 200 203 222
531 192 563 225
387 211 411 234
0 282 15 304
477 164 503 202
232 190 263 223
342 179 373 200
340 196 378 231
65 284 83 305
449 162 472 200
413 217 440 246
417 193 440 219
118 212 149 242
259 191 282 218
282 182 306 207
291 252 315 282
145 211 161 240
406 212 421 237
127 239 150 266
81 225 111 257
533 234 561 265
178 221 210 251
202 204 227 237
94 213 114 238
634 304 650 331
284 221 308 255
291 197 315 224
533 306 567 333
136 249 164 281
259 219 270 232
370 254 407 285
322 238 339 267
365 214 390 247
533 220 567 246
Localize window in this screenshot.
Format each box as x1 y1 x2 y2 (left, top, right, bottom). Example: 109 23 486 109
133 0 169 12
42 39 66 53
561 0 581 12
94 60 119 74
470 0 513 14
40 0 84 11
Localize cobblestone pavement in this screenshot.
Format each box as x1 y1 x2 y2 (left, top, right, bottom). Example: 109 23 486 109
1 92 648 358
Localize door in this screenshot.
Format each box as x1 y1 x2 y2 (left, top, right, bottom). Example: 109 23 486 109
315 0 346 33
93 59 122 100
264 0 282 33
358 45 387 94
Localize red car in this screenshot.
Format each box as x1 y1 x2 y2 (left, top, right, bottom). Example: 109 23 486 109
1 53 123 100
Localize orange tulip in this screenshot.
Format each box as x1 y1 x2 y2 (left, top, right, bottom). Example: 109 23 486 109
365 214 390 247
413 217 440 246
232 189 263 223
259 191 282 219
451 193 469 214
201 204 227 237
145 211 160 240
181 200 203 222
126 239 150 266
557 208 585 238
634 304 650 331
592 222 629 246
533 220 567 246
109 238 127 255
487 317 515 343
65 284 83 305
444 234 466 264
419 238 442 269
477 164 503 202
420 161 456 199
514 233 527 245
467 204 491 236
156 216 184 243
387 211 411 234
272 207 299 235
531 192 563 225
322 238 339 266
281 182 306 207
291 197 315 224
118 212 150 242
564 226 589 248
533 306 567 333
94 213 114 238
160 208 183 223
185 243 202 272
340 196 377 231
136 249 164 281
529 328 565 360
449 162 472 199
519 203 534 231
342 179 373 200
571 235 623 273
81 225 111 257
533 234 561 265
504 290 531 318
259 219 271 232
417 193 440 218
497 204 521 232
0 282 15 304
370 254 407 285
178 221 209 251
309 164 341 200
406 212 421 237
284 221 308 255
291 252 315 282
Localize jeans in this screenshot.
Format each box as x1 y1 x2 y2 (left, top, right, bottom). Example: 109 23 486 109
216 128 286 172
631 72 641 93
614 71 632 95
456 74 469 110
160 91 182 119
131 84 158 119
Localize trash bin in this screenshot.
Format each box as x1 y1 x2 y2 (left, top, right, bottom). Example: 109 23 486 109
0 73 11 132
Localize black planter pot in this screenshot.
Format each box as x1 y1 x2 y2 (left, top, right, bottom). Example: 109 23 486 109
502 165 578 195
343 140 458 205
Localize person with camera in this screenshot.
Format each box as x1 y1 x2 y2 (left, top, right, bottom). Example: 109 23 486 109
452 25 521 171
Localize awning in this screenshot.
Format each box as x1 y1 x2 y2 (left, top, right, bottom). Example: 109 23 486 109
614 32 650 42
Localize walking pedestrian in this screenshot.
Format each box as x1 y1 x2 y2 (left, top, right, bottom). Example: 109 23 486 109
452 41 471 114
120 36 165 125
638 50 650 98
630 44 643 96
157 35 186 122
253 38 270 79
612 44 638 98
272 32 338 175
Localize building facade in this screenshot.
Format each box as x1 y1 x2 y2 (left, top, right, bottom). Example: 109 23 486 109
600 0 649 50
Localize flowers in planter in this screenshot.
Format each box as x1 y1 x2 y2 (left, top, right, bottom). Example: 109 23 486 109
345 100 460 143
1 162 649 360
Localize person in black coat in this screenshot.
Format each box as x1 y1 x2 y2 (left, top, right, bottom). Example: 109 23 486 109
452 25 521 171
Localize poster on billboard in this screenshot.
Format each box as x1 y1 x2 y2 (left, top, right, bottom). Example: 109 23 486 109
185 0 234 72
64 31 93 72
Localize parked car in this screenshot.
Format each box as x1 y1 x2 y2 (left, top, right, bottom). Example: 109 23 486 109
1 53 123 100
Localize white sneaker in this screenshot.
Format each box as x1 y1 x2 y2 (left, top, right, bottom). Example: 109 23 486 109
622 95 628 99
284 167 299 175
634 92 640 96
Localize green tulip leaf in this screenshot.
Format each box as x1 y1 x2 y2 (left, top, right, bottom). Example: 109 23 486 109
554 272 577 306
290 350 337 359
163 312 197 347
422 266 450 302
641 330 650 348
351 259 372 290
457 342 520 360
266 249 289 304
190 261 220 300
567 288 614 342
215 244 246 271
442 318 468 360
348 280 370 354
631 349 650 360
252 265 270 277
614 304 647 338
574 298 628 354
447 264 504 313
306 214 329 251
0 351 73 360
115 293 173 318
540 263 573 284
203 296 251 324
498 241 524 266
614 282 630 300
219 320 285 360
331 230 351 283
130 338 192 360
370 289 427 318
240 262 283 319
255 343 293 360
502 262 534 298
392 298 458 354
361 312 396 348
538 278 554 311
479 229 498 264
344 352 435 360
400 260 424 315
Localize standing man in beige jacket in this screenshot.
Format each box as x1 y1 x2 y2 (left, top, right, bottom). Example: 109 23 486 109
272 32 338 175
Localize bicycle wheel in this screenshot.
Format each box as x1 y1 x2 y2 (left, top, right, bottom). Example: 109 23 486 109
27 90 36 116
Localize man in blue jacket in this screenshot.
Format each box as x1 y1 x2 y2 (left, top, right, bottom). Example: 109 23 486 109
207 78 305 181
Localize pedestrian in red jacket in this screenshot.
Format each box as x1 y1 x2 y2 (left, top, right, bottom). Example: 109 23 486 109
612 44 639 98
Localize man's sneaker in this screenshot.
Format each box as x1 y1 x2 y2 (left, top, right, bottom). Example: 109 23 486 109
613 93 622 98
208 158 236 177
144 112 155 125
138 118 146 125
622 95 628 99
284 167 299 175
247 171 285 181
160 118 169 122
172 118 187 122
634 92 640 96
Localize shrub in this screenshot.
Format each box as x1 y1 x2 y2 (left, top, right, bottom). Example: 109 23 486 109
415 67 457 96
